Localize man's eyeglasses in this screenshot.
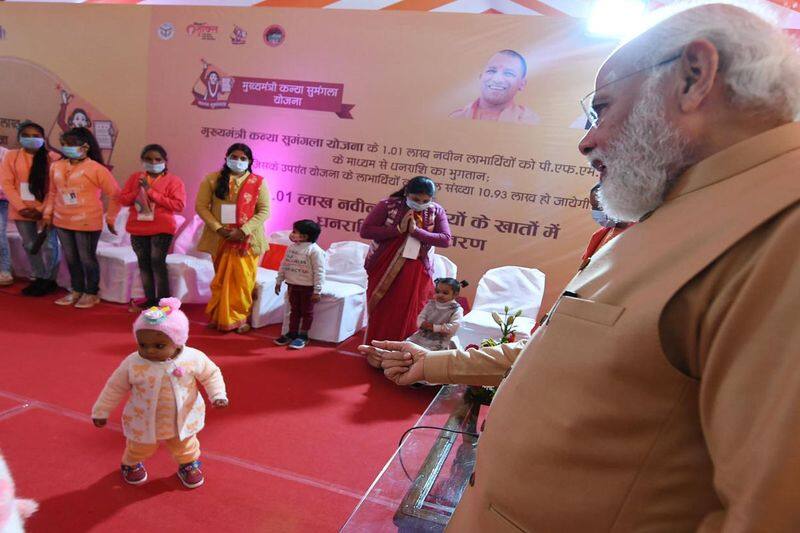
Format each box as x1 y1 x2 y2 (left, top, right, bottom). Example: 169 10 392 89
580 53 682 129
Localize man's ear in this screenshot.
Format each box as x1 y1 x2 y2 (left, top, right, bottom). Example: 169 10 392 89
518 78 528 92
678 39 719 113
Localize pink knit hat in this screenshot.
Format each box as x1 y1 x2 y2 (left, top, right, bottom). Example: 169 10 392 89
133 297 189 346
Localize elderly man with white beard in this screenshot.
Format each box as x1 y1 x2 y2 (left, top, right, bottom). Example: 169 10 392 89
359 2 800 531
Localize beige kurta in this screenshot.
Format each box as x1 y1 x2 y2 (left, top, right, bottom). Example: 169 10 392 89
194 171 270 257
425 123 800 532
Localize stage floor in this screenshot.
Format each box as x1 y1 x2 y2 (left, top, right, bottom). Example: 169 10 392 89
0 283 435 532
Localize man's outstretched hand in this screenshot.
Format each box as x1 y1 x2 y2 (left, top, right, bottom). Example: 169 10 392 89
358 340 429 386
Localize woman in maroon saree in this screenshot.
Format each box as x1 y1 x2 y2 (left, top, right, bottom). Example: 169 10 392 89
360 177 452 365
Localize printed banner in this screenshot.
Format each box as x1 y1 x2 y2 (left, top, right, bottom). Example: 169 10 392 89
0 3 615 311
192 60 354 118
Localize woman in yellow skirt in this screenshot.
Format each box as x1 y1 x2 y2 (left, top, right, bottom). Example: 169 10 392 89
195 143 269 333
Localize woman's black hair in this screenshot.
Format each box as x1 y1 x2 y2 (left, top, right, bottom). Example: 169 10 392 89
390 175 437 198
60 127 104 165
17 121 49 202
140 144 168 161
215 143 254 200
293 219 322 243
434 277 469 295
141 144 168 174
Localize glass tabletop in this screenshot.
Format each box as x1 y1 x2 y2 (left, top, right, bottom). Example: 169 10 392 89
341 385 486 532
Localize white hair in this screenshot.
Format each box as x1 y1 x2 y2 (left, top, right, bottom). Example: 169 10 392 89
595 69 693 222
626 1 800 121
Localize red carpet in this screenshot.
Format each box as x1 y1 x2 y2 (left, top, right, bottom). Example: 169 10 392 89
0 284 436 532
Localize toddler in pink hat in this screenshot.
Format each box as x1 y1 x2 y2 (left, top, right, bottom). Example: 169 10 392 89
92 297 228 489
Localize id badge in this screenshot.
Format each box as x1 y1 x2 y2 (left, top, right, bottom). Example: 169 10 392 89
135 200 154 221
220 204 237 224
20 183 35 202
402 236 422 259
62 191 79 206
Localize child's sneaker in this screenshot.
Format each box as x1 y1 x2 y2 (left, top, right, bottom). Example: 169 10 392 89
0 271 14 286
120 463 148 485
177 461 204 489
273 333 295 346
288 335 308 350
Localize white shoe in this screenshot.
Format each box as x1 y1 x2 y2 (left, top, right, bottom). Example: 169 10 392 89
55 291 82 306
0 272 13 286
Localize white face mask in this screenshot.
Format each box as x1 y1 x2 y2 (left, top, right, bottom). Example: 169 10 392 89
226 158 249 173
143 162 166 174
406 198 430 212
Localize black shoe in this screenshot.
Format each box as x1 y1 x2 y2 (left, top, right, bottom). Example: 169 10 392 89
21 279 44 296
274 333 295 346
38 279 59 296
138 300 158 309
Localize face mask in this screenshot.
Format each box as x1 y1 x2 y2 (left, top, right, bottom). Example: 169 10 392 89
226 158 249 172
20 137 45 150
406 198 430 212
61 146 85 159
591 209 617 228
144 162 166 174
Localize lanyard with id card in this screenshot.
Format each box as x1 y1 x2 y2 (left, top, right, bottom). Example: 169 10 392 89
20 183 35 202
62 190 79 206
220 203 237 225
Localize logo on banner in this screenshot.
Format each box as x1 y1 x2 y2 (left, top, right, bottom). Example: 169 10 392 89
0 27 6 41
157 23 175 41
191 60 233 109
230 25 247 45
186 22 218 41
190 59 354 118
263 25 285 47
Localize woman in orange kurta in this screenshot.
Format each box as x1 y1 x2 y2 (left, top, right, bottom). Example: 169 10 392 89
0 121 62 295
44 127 120 309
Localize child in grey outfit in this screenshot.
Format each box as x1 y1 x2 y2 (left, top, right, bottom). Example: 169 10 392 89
406 278 468 351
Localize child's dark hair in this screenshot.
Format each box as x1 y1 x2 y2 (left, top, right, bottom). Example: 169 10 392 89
390 175 436 198
140 143 168 161
293 219 321 243
215 143 254 200
435 277 469 294
17 120 49 202
61 127 104 165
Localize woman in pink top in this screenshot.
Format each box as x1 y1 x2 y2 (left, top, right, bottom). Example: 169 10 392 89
44 127 120 309
118 144 186 308
0 121 62 295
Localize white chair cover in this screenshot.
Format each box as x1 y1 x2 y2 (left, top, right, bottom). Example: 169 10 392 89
98 209 131 248
432 253 458 280
273 241 370 342
97 214 186 303
164 214 213 304
454 266 545 349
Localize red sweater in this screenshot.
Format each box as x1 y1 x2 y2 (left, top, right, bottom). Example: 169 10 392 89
118 171 186 236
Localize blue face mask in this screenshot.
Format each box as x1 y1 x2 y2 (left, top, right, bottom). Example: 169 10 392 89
591 209 616 228
20 137 45 150
226 158 249 173
61 146 85 159
406 198 430 212
144 162 166 174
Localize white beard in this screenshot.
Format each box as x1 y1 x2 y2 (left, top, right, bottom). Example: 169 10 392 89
593 74 693 222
